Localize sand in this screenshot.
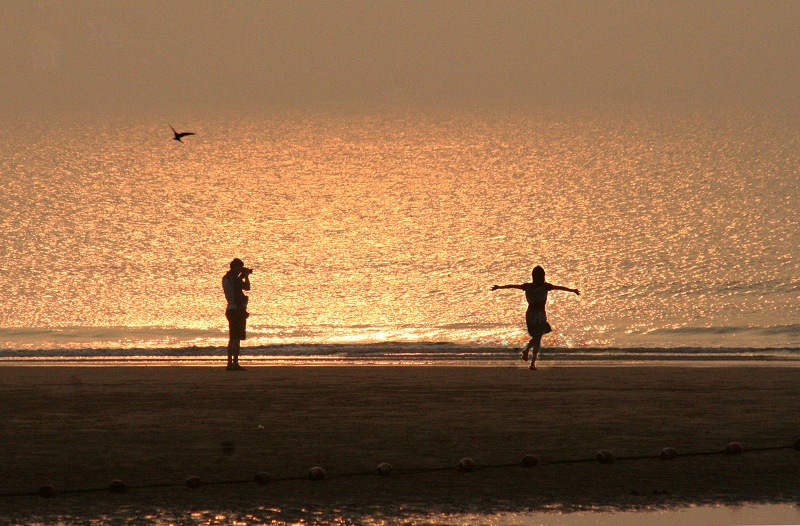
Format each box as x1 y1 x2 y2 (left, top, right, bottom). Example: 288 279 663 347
0 364 798 522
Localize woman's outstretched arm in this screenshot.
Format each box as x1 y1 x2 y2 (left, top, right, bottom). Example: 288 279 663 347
491 284 525 291
551 284 580 295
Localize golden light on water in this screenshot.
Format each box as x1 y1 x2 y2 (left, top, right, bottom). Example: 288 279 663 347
0 112 798 349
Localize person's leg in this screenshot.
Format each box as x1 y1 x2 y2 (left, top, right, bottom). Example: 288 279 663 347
232 310 246 369
524 314 535 361
231 338 240 366
529 335 543 369
522 339 534 361
226 310 235 368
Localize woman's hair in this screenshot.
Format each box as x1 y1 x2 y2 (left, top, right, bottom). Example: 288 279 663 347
531 265 545 285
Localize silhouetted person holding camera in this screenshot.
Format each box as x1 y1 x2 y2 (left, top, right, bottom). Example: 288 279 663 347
492 265 580 369
222 258 252 370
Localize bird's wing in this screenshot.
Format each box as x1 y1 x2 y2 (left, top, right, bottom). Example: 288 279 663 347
177 132 195 138
169 124 178 134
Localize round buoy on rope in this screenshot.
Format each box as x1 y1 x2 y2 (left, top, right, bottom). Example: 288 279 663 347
376 463 392 476
660 447 678 460
457 457 475 472
185 476 203 488
254 472 273 485
308 466 326 480
109 479 127 493
725 442 743 455
37 485 57 498
521 454 540 467
596 450 614 464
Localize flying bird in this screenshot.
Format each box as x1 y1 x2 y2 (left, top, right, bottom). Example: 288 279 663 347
169 124 195 143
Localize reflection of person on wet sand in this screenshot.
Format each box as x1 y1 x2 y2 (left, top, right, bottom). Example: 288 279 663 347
491 265 580 370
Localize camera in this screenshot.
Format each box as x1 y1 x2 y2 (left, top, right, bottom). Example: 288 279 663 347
242 267 254 275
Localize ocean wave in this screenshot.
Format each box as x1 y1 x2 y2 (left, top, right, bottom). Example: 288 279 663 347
1 343 798 363
643 324 800 336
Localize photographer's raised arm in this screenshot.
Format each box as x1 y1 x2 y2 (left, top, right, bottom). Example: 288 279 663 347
239 270 252 291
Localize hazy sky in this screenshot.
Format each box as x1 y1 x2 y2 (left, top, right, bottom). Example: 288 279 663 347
1 1 798 116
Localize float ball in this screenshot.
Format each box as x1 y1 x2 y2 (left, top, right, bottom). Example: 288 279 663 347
109 479 127 493
457 457 475 472
185 476 203 488
725 442 743 455
37 485 56 498
660 447 678 460
254 472 273 485
596 450 615 464
376 463 392 476
521 454 540 467
308 466 326 480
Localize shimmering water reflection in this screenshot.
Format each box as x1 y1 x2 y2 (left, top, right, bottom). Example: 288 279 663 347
426 504 800 525
20 503 800 525
1 111 798 351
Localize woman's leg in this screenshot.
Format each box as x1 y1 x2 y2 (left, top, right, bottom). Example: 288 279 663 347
523 339 534 361
529 335 543 369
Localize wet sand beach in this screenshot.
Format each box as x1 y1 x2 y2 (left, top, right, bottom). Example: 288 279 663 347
1 365 798 522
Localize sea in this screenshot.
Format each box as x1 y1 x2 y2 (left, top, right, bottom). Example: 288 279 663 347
1 108 798 365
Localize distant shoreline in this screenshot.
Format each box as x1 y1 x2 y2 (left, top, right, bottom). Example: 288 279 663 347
0 342 798 367
2 358 800 368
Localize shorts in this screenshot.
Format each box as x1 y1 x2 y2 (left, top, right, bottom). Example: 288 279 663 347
526 309 552 337
226 308 248 340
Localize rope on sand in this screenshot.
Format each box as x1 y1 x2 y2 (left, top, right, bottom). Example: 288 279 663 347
4 439 798 499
